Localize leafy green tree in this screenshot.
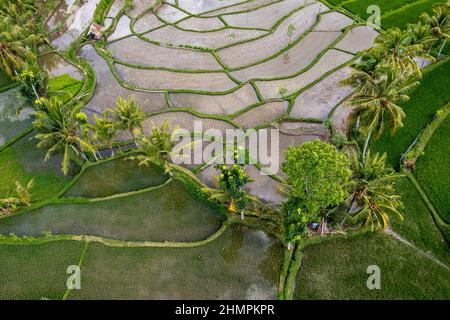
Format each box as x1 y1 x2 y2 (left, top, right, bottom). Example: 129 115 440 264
282 140 352 215
108 96 146 142
33 98 97 175
0 0 37 28
345 150 404 231
213 162 251 217
282 200 319 248
341 49 384 93
281 140 352 245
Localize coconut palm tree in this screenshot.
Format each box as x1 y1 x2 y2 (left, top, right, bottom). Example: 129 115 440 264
345 149 404 231
421 5 450 57
0 23 37 77
130 120 202 173
0 0 36 29
93 112 118 157
407 21 437 51
0 179 34 215
107 96 146 143
129 120 174 172
373 27 428 78
33 98 97 175
340 49 384 94
346 68 419 159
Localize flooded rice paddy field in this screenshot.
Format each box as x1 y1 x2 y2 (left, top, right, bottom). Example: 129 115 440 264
0 0 382 299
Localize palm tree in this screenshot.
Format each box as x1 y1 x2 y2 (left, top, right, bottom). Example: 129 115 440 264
33 99 97 175
0 22 38 77
341 49 384 93
345 150 404 231
107 96 146 143
407 21 437 51
346 68 419 159
129 120 176 173
373 27 428 78
17 60 48 101
0 179 34 215
130 120 201 173
421 5 450 57
0 0 36 29
93 112 118 157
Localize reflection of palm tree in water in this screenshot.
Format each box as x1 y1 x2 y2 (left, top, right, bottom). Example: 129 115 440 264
38 53 62 74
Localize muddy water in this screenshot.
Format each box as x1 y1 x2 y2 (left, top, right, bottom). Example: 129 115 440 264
49 0 101 50
178 0 244 14
38 53 83 80
0 88 34 147
45 0 77 32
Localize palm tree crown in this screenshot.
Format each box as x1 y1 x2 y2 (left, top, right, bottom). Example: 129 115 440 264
347 68 419 139
33 99 97 175
346 150 404 231
107 96 146 141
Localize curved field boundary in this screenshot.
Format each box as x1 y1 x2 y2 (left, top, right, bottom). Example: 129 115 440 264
55 150 140 198
97 18 359 100
0 127 33 155
0 177 174 223
201 0 285 17
401 102 450 164
380 0 433 19
404 171 450 243
0 83 19 94
0 217 232 248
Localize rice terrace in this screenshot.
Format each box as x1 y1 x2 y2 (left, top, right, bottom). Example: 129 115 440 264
0 0 449 302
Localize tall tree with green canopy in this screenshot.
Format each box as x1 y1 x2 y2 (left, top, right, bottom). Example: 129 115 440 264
281 140 352 246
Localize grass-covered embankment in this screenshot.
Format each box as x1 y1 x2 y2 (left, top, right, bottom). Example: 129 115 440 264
392 178 450 263
415 115 450 223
